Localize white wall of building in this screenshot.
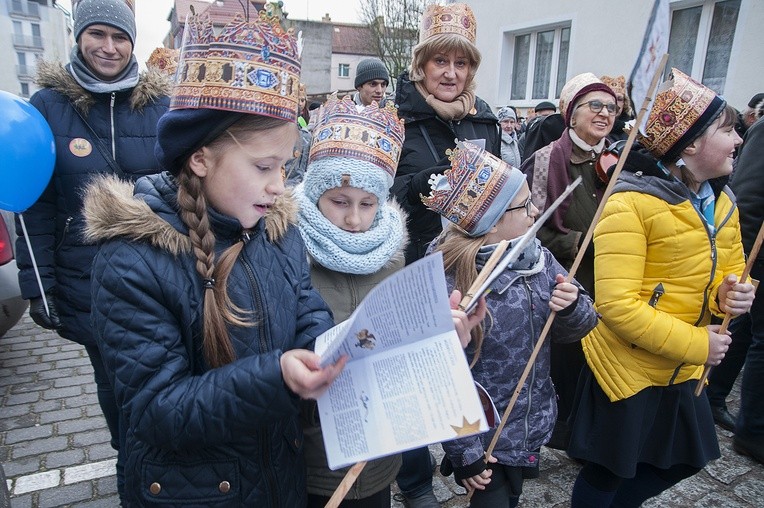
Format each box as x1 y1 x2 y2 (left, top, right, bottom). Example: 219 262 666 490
470 0 762 114
330 53 369 96
0 0 72 98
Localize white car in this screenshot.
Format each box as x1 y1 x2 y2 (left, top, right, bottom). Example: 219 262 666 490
0 210 27 337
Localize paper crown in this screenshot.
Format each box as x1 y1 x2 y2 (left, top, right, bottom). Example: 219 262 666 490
419 3 477 45
146 47 180 78
309 95 405 185
600 75 626 97
171 11 301 123
639 68 725 162
421 141 525 237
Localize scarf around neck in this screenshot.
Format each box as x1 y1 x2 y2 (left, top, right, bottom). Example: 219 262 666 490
294 186 406 275
415 81 477 121
476 237 542 274
67 45 139 94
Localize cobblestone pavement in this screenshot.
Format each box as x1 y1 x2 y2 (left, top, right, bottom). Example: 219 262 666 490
2 313 763 507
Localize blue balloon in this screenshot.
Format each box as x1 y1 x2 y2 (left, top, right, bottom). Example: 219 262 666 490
0 90 55 213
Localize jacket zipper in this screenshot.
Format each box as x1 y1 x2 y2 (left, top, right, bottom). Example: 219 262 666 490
522 278 535 450
239 233 280 506
109 92 116 159
55 216 73 251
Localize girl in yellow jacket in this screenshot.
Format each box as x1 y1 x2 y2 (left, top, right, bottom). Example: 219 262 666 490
568 69 756 507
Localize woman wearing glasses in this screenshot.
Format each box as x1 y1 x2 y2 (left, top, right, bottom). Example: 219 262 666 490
521 73 618 450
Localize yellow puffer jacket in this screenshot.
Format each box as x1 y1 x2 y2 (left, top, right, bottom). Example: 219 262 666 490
582 155 746 402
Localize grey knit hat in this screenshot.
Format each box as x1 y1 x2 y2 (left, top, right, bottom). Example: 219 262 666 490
354 58 389 89
74 0 136 46
497 106 516 122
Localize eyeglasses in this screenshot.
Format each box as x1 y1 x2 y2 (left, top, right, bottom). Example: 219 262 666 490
505 195 533 216
577 100 618 115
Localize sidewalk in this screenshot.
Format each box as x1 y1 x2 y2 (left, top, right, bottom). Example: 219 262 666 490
2 312 762 507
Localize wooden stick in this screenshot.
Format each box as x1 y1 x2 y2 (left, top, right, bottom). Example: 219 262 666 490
467 54 670 501
694 219 764 396
324 461 367 508
458 239 510 310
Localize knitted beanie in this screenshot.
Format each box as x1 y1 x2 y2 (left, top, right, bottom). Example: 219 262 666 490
355 58 389 89
497 106 517 122
301 157 389 207
74 0 136 45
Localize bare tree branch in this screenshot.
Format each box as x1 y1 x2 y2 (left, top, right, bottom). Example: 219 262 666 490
359 0 428 88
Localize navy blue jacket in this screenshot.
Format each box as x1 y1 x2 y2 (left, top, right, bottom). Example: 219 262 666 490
15 62 170 345
85 173 333 506
391 72 500 263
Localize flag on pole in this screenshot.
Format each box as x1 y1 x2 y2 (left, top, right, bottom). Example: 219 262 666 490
628 0 670 133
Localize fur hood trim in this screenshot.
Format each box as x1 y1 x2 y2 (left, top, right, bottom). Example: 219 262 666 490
35 60 171 115
83 175 297 255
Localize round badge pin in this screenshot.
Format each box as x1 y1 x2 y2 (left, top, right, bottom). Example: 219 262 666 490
69 138 92 157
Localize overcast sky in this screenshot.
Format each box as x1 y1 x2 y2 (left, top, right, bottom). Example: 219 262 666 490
56 0 363 66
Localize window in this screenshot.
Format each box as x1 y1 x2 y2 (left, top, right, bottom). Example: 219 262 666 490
666 0 740 94
20 83 29 97
338 63 350 78
13 21 22 34
509 25 571 101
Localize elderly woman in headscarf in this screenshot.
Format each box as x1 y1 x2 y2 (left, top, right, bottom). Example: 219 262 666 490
498 106 522 168
391 2 500 265
521 73 617 450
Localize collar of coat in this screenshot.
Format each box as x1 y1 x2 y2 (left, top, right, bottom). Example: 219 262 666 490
83 174 297 256
35 60 171 116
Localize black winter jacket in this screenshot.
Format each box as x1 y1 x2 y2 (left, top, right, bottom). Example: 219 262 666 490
391 72 500 263
15 62 170 345
85 174 334 507
731 117 764 260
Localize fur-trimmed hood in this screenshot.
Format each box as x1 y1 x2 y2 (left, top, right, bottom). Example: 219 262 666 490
83 174 297 256
35 60 171 115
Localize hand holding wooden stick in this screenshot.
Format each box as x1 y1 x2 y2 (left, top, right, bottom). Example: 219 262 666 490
694 220 764 396
459 240 509 311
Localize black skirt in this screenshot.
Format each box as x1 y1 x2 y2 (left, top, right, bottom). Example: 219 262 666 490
567 368 720 478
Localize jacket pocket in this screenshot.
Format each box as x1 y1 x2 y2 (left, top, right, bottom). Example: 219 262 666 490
140 457 240 506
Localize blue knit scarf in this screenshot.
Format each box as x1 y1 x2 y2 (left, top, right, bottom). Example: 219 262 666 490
295 187 406 275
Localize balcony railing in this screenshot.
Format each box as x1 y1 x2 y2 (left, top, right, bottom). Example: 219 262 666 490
9 0 41 18
12 33 43 49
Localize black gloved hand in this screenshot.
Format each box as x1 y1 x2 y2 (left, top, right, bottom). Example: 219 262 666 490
29 292 61 330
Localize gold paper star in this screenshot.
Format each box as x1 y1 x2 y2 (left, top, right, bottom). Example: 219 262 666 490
451 416 482 436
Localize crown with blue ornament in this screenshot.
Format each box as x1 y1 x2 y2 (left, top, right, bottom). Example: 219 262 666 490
421 140 525 237
170 10 301 123
309 95 405 185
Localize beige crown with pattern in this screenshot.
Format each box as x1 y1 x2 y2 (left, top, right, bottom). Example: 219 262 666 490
419 3 477 44
171 11 301 123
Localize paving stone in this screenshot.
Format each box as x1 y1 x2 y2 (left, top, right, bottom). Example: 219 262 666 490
95 474 118 496
0 374 34 388
7 493 33 508
706 453 752 484
51 357 91 370
12 470 59 496
37 367 79 381
39 408 83 425
2 456 40 478
65 393 98 408
72 428 111 448
5 392 40 406
31 399 63 414
12 436 68 459
15 362 52 375
37 481 93 507
40 350 84 363
53 375 94 389
4 424 54 445
86 443 118 462
42 386 83 400
0 413 38 432
45 448 86 470
733 476 764 505
10 380 54 394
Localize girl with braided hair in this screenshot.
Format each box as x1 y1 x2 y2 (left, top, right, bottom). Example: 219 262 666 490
82 11 347 506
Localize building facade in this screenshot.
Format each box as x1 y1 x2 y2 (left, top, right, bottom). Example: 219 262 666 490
470 0 763 114
0 0 72 98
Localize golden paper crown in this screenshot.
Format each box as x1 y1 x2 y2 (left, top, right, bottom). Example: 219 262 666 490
171 12 301 123
146 47 180 78
421 141 525 237
639 68 725 161
309 95 405 184
600 75 626 97
420 3 477 45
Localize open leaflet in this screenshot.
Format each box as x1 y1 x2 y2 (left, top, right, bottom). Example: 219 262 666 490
315 252 489 470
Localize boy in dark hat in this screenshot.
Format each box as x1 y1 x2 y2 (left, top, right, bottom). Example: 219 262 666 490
353 57 390 106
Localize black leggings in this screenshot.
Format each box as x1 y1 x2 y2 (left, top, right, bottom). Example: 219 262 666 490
579 462 701 507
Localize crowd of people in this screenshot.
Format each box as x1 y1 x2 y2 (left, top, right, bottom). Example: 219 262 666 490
10 0 763 507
